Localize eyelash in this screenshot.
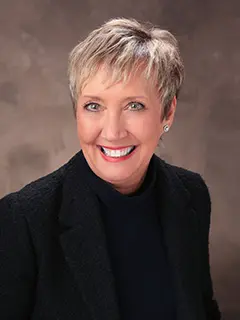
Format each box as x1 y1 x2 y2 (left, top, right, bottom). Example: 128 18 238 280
83 103 100 112
83 101 145 112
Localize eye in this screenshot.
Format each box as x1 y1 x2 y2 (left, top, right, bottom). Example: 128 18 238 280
83 102 101 112
128 102 145 111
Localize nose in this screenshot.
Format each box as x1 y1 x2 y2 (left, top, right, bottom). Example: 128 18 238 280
101 111 128 141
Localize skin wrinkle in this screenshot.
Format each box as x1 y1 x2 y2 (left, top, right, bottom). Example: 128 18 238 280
76 66 176 195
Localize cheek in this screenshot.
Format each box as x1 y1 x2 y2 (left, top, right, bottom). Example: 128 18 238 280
129 114 162 142
76 114 100 144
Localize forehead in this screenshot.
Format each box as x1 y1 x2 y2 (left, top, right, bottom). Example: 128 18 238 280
80 65 158 97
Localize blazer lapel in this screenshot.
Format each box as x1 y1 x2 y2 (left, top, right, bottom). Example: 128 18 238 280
155 156 206 320
59 152 120 320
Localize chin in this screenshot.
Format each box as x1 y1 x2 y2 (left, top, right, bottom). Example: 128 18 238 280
84 148 145 185
100 169 135 185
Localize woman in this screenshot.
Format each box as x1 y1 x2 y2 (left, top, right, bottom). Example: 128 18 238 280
0 18 221 319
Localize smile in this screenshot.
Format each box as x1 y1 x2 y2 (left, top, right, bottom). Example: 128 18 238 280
100 146 136 157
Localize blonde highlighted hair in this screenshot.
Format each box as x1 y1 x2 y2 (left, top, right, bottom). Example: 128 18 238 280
68 17 184 119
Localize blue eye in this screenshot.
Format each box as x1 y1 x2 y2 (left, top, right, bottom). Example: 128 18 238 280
84 103 100 112
128 102 145 111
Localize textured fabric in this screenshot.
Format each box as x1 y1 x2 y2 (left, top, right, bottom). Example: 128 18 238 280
82 154 176 319
0 150 221 320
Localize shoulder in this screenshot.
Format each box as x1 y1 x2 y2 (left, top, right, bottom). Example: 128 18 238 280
0 155 73 222
167 162 212 229
169 163 209 199
155 155 211 211
160 159 212 231
172 162 210 206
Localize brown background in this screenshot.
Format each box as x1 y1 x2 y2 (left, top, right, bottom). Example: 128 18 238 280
0 0 239 318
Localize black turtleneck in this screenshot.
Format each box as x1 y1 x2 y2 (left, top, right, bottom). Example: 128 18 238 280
82 155 176 320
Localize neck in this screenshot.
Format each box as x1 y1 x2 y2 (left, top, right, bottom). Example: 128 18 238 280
111 171 147 195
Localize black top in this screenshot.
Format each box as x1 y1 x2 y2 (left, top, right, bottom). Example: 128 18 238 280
82 155 176 319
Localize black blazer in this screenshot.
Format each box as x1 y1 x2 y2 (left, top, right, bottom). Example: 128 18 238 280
0 151 221 320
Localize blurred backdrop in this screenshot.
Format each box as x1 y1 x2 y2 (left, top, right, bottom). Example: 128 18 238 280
0 0 240 318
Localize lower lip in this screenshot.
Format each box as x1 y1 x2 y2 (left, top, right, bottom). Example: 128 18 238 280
99 147 137 162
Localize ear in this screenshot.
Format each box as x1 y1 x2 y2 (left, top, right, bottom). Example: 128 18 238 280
165 96 177 125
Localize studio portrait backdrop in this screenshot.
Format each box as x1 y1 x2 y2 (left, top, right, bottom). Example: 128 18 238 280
0 0 239 319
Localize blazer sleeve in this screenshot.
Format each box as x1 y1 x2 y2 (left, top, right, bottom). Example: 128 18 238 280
197 175 222 320
0 194 37 319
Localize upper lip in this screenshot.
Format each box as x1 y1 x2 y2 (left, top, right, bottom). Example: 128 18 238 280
98 145 135 150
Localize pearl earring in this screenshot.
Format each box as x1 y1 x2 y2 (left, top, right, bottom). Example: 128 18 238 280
163 124 170 133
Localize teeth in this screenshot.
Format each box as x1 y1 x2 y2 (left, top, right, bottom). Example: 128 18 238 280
101 146 135 157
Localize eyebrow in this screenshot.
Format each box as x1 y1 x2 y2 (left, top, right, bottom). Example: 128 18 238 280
81 95 148 102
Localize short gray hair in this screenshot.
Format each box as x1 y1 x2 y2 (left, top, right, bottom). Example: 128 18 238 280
68 18 184 119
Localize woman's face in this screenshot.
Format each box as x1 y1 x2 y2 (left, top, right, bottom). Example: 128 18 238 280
76 67 176 194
